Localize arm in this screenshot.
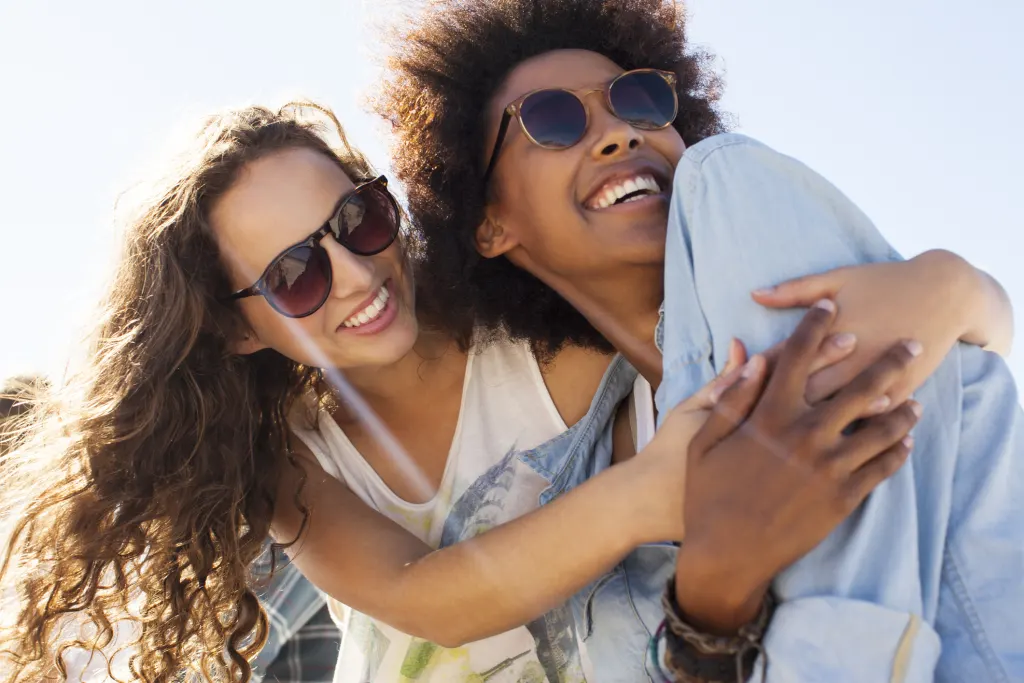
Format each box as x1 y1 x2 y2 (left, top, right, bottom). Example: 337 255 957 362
272 446 658 648
754 248 1014 405
956 253 1013 355
270 334 853 649
270 382 746 651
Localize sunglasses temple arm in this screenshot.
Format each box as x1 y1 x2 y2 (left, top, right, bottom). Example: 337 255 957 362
482 111 514 185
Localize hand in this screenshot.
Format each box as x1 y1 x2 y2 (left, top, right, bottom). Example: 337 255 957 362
753 250 992 405
673 300 922 633
635 326 860 544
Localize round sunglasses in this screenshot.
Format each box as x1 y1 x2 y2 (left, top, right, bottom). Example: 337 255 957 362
227 175 401 318
482 68 679 185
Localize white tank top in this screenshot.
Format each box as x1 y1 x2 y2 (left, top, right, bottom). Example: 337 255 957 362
290 340 592 683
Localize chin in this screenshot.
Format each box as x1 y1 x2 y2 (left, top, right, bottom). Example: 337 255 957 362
362 315 420 366
603 224 667 264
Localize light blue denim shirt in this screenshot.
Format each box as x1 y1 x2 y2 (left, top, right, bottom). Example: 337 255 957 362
648 133 1024 682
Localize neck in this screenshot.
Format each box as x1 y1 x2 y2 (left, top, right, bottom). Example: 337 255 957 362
528 260 664 386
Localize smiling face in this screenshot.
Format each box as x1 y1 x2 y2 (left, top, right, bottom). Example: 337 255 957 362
211 146 419 370
479 49 687 282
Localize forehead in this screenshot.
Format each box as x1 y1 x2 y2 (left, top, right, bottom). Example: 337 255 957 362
492 49 626 110
210 146 353 279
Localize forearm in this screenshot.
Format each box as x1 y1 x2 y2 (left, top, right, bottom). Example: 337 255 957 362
388 460 649 646
284 454 659 649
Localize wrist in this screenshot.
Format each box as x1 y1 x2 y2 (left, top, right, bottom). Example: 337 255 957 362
618 452 685 545
606 456 672 547
673 544 773 635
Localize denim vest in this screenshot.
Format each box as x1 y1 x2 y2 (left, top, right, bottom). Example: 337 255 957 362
436 354 676 682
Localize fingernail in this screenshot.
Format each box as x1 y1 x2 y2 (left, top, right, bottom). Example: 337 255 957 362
902 436 915 449
813 298 836 313
909 400 923 418
752 286 775 296
904 340 923 357
832 332 856 349
868 395 891 413
741 355 761 379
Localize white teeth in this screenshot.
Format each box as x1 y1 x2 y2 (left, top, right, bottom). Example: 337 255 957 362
343 284 390 328
588 174 662 209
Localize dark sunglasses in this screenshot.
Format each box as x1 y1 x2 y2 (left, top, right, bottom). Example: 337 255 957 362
227 176 400 318
482 69 679 185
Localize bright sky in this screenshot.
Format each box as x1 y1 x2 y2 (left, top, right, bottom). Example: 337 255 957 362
1 0 1021 384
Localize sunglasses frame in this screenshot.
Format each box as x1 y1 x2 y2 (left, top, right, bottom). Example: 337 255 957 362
227 175 400 318
482 69 679 186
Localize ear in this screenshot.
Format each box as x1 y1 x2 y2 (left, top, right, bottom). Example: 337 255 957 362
474 215 519 259
231 330 268 356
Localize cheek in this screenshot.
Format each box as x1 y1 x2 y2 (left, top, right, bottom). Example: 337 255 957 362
652 129 686 167
502 153 581 246
376 245 415 300
247 303 323 350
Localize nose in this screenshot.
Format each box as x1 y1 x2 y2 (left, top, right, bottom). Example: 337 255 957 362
321 235 375 300
586 96 645 160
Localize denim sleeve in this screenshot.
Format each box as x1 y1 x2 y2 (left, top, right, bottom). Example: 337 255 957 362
655 134 957 682
932 345 1024 683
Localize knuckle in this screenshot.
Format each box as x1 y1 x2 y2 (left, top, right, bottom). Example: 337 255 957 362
818 453 847 482
863 358 901 391
875 415 906 442
798 411 830 446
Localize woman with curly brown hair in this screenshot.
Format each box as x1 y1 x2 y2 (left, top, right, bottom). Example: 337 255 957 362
376 0 1024 681
0 99 926 683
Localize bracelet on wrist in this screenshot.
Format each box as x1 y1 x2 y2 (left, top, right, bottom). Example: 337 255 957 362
649 579 776 682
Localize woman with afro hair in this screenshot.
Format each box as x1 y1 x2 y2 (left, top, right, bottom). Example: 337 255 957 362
376 0 1024 681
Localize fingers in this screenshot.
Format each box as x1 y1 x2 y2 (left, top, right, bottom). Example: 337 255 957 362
690 354 768 454
827 400 921 473
841 436 914 511
761 331 856 388
816 340 923 432
724 338 747 374
684 339 750 410
807 332 857 375
761 300 838 411
706 339 749 405
751 269 845 309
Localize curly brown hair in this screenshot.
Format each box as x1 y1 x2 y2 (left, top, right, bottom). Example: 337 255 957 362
0 104 374 682
375 0 727 355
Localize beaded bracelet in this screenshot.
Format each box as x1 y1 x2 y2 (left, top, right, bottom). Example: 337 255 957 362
649 579 775 682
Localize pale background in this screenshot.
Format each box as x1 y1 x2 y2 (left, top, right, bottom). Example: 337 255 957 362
1 0 1021 382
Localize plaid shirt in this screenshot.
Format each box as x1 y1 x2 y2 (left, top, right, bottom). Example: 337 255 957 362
252 555 341 683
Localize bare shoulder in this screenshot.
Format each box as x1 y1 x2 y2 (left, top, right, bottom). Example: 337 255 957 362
538 344 616 427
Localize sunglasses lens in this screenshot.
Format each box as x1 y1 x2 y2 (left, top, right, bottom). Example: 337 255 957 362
609 71 677 129
333 183 401 256
519 89 588 149
264 245 331 317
